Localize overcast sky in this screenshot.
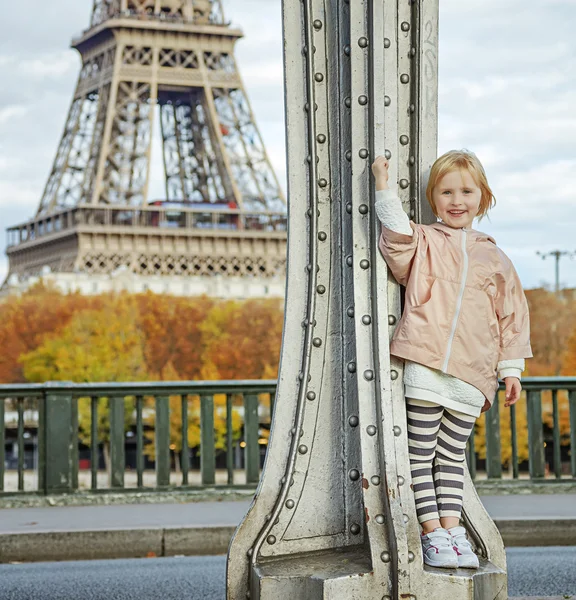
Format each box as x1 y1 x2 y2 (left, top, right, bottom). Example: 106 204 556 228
1 0 575 290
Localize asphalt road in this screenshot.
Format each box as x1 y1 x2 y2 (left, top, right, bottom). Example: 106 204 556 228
0 548 574 599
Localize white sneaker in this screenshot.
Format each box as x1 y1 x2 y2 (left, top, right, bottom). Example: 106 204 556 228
420 528 458 568
448 526 480 569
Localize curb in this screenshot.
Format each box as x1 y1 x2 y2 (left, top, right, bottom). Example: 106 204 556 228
0 488 257 510
1 519 575 564
0 526 236 563
474 481 576 496
497 519 576 547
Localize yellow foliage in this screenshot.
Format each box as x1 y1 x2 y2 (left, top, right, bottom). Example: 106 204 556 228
20 295 147 383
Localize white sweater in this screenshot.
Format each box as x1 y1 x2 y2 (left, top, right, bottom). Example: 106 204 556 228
375 189 524 417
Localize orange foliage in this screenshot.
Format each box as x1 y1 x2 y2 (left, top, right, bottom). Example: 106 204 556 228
198 298 284 380
0 282 102 383
134 293 215 380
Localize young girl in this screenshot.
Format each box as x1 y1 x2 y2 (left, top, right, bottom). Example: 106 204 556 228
371 150 533 569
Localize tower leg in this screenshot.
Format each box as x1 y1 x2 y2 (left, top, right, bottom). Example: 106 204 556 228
226 1 507 599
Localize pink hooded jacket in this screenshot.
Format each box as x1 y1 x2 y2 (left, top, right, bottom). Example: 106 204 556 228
378 220 533 408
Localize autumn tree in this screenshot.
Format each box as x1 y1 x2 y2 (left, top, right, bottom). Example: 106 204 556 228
198 298 283 380
526 287 576 376
20 294 148 468
0 282 102 383
134 293 215 380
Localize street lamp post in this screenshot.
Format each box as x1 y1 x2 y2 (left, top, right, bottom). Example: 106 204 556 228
536 249 576 297
536 249 576 376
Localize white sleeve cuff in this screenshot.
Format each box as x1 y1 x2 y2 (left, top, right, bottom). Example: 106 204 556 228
497 358 524 371
499 368 522 380
374 189 413 236
497 358 524 380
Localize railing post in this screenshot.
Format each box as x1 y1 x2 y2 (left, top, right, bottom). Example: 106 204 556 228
226 394 234 485
136 396 144 488
155 395 170 487
181 395 190 486
527 390 546 478
510 403 519 479
40 384 77 494
244 393 259 484
570 390 576 478
201 394 215 485
0 399 5 491
109 396 125 488
71 397 79 490
552 389 562 479
90 397 99 489
485 392 502 478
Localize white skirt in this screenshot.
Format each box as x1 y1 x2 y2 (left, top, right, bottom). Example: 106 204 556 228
403 360 486 418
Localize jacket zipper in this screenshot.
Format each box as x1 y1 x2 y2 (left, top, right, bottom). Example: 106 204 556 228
442 228 468 372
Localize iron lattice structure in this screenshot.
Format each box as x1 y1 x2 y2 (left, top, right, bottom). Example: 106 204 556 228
5 0 286 286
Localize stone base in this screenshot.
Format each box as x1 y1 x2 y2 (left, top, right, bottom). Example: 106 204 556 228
252 547 507 600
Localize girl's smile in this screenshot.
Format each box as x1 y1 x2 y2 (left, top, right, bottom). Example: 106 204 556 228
433 169 482 230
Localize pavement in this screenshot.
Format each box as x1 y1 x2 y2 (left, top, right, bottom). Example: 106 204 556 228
0 494 575 563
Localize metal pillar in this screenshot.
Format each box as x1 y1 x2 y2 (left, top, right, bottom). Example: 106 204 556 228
226 1 507 598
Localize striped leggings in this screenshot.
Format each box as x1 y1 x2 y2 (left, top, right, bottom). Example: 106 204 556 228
406 398 476 525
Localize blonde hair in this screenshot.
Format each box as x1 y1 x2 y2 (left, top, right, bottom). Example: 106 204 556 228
426 149 496 223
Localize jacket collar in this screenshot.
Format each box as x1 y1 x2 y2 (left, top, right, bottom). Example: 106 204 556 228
429 221 497 245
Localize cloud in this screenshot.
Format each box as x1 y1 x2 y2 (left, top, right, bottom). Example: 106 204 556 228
0 52 78 79
0 106 28 125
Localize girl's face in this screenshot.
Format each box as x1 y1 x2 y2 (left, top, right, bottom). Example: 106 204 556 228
432 169 482 230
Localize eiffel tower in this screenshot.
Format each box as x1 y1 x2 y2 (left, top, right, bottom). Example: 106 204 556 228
5 0 287 297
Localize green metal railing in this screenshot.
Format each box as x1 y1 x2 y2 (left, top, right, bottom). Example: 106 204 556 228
468 377 576 480
0 377 574 496
0 381 275 495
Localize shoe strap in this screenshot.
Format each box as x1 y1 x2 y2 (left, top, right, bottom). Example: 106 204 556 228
424 529 452 545
454 536 472 548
